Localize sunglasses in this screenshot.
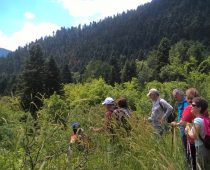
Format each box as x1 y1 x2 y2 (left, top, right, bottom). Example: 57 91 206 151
192 103 198 107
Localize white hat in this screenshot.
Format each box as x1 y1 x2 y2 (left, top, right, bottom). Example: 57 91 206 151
102 97 114 105
147 88 159 96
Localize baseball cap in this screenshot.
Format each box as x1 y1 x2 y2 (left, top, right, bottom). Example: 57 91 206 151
102 97 114 105
147 88 159 96
71 122 80 129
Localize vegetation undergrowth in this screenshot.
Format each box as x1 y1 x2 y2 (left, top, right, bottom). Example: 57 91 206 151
2 78 208 169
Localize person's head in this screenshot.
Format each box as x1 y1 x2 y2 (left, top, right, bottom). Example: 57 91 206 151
191 97 208 115
185 88 199 104
116 97 128 108
147 88 159 101
172 89 185 101
102 97 115 110
71 122 80 134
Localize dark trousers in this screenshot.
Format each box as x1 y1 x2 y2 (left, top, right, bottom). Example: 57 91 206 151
181 131 196 170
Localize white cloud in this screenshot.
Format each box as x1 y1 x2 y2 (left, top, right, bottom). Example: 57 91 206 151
24 12 36 20
56 0 152 25
0 22 60 51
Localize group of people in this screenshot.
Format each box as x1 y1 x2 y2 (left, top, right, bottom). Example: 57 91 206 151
147 87 210 170
68 87 210 169
91 96 131 135
68 97 132 158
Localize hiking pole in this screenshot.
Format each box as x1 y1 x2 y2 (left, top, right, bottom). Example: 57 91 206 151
171 126 174 153
171 126 176 153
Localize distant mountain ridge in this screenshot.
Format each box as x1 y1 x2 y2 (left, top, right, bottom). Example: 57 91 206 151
2 0 210 72
0 48 11 57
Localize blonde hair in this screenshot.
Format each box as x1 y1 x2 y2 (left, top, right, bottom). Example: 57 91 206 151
186 88 199 97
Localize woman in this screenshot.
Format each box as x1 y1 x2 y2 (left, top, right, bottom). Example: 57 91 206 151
188 97 210 170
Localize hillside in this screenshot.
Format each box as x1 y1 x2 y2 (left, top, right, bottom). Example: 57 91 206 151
0 48 11 57
0 0 210 94
1 0 210 168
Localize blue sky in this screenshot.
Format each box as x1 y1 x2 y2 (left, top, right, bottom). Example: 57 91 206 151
0 0 151 51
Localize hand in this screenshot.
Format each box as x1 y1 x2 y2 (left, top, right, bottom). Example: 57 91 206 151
160 117 166 124
170 121 177 127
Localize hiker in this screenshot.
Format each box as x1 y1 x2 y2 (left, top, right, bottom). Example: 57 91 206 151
90 97 121 167
171 89 189 163
147 88 173 136
171 88 206 170
187 97 210 170
69 122 91 152
91 97 116 133
112 97 132 135
115 97 131 117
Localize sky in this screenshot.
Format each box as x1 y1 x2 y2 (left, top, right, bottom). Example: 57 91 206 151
0 0 151 51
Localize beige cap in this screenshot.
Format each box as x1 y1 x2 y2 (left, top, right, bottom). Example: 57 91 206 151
147 88 159 96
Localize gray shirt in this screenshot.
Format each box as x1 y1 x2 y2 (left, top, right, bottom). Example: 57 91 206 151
151 97 173 121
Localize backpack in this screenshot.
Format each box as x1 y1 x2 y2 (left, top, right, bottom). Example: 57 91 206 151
112 108 132 132
159 101 176 123
199 117 210 149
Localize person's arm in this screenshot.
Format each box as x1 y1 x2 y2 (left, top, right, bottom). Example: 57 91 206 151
91 127 103 132
188 124 200 140
91 114 109 132
171 119 187 127
160 99 173 118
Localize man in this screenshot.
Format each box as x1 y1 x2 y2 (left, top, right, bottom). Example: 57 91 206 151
171 89 188 164
147 88 173 136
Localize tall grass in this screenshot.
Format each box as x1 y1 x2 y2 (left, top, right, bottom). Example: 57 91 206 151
38 106 186 170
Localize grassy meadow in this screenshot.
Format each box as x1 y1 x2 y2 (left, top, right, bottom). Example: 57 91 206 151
1 78 210 169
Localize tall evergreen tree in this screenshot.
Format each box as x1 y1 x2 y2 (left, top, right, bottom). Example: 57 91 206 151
61 64 73 84
156 37 171 73
45 57 62 97
109 56 121 84
121 60 137 82
19 44 45 119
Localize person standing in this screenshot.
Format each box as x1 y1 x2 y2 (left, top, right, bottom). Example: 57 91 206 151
172 89 188 160
91 97 120 167
171 88 199 170
147 88 173 136
91 97 116 133
187 97 210 170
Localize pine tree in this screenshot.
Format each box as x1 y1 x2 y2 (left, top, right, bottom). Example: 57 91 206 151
156 37 171 72
121 60 137 82
61 64 73 84
45 57 62 97
19 44 45 119
109 56 121 84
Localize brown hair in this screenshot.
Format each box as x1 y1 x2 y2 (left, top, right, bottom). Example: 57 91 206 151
192 97 208 114
116 97 128 108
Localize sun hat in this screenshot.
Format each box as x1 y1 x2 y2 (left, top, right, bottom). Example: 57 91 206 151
102 97 114 105
147 88 159 96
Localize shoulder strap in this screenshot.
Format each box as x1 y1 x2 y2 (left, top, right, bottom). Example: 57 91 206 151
159 100 165 111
